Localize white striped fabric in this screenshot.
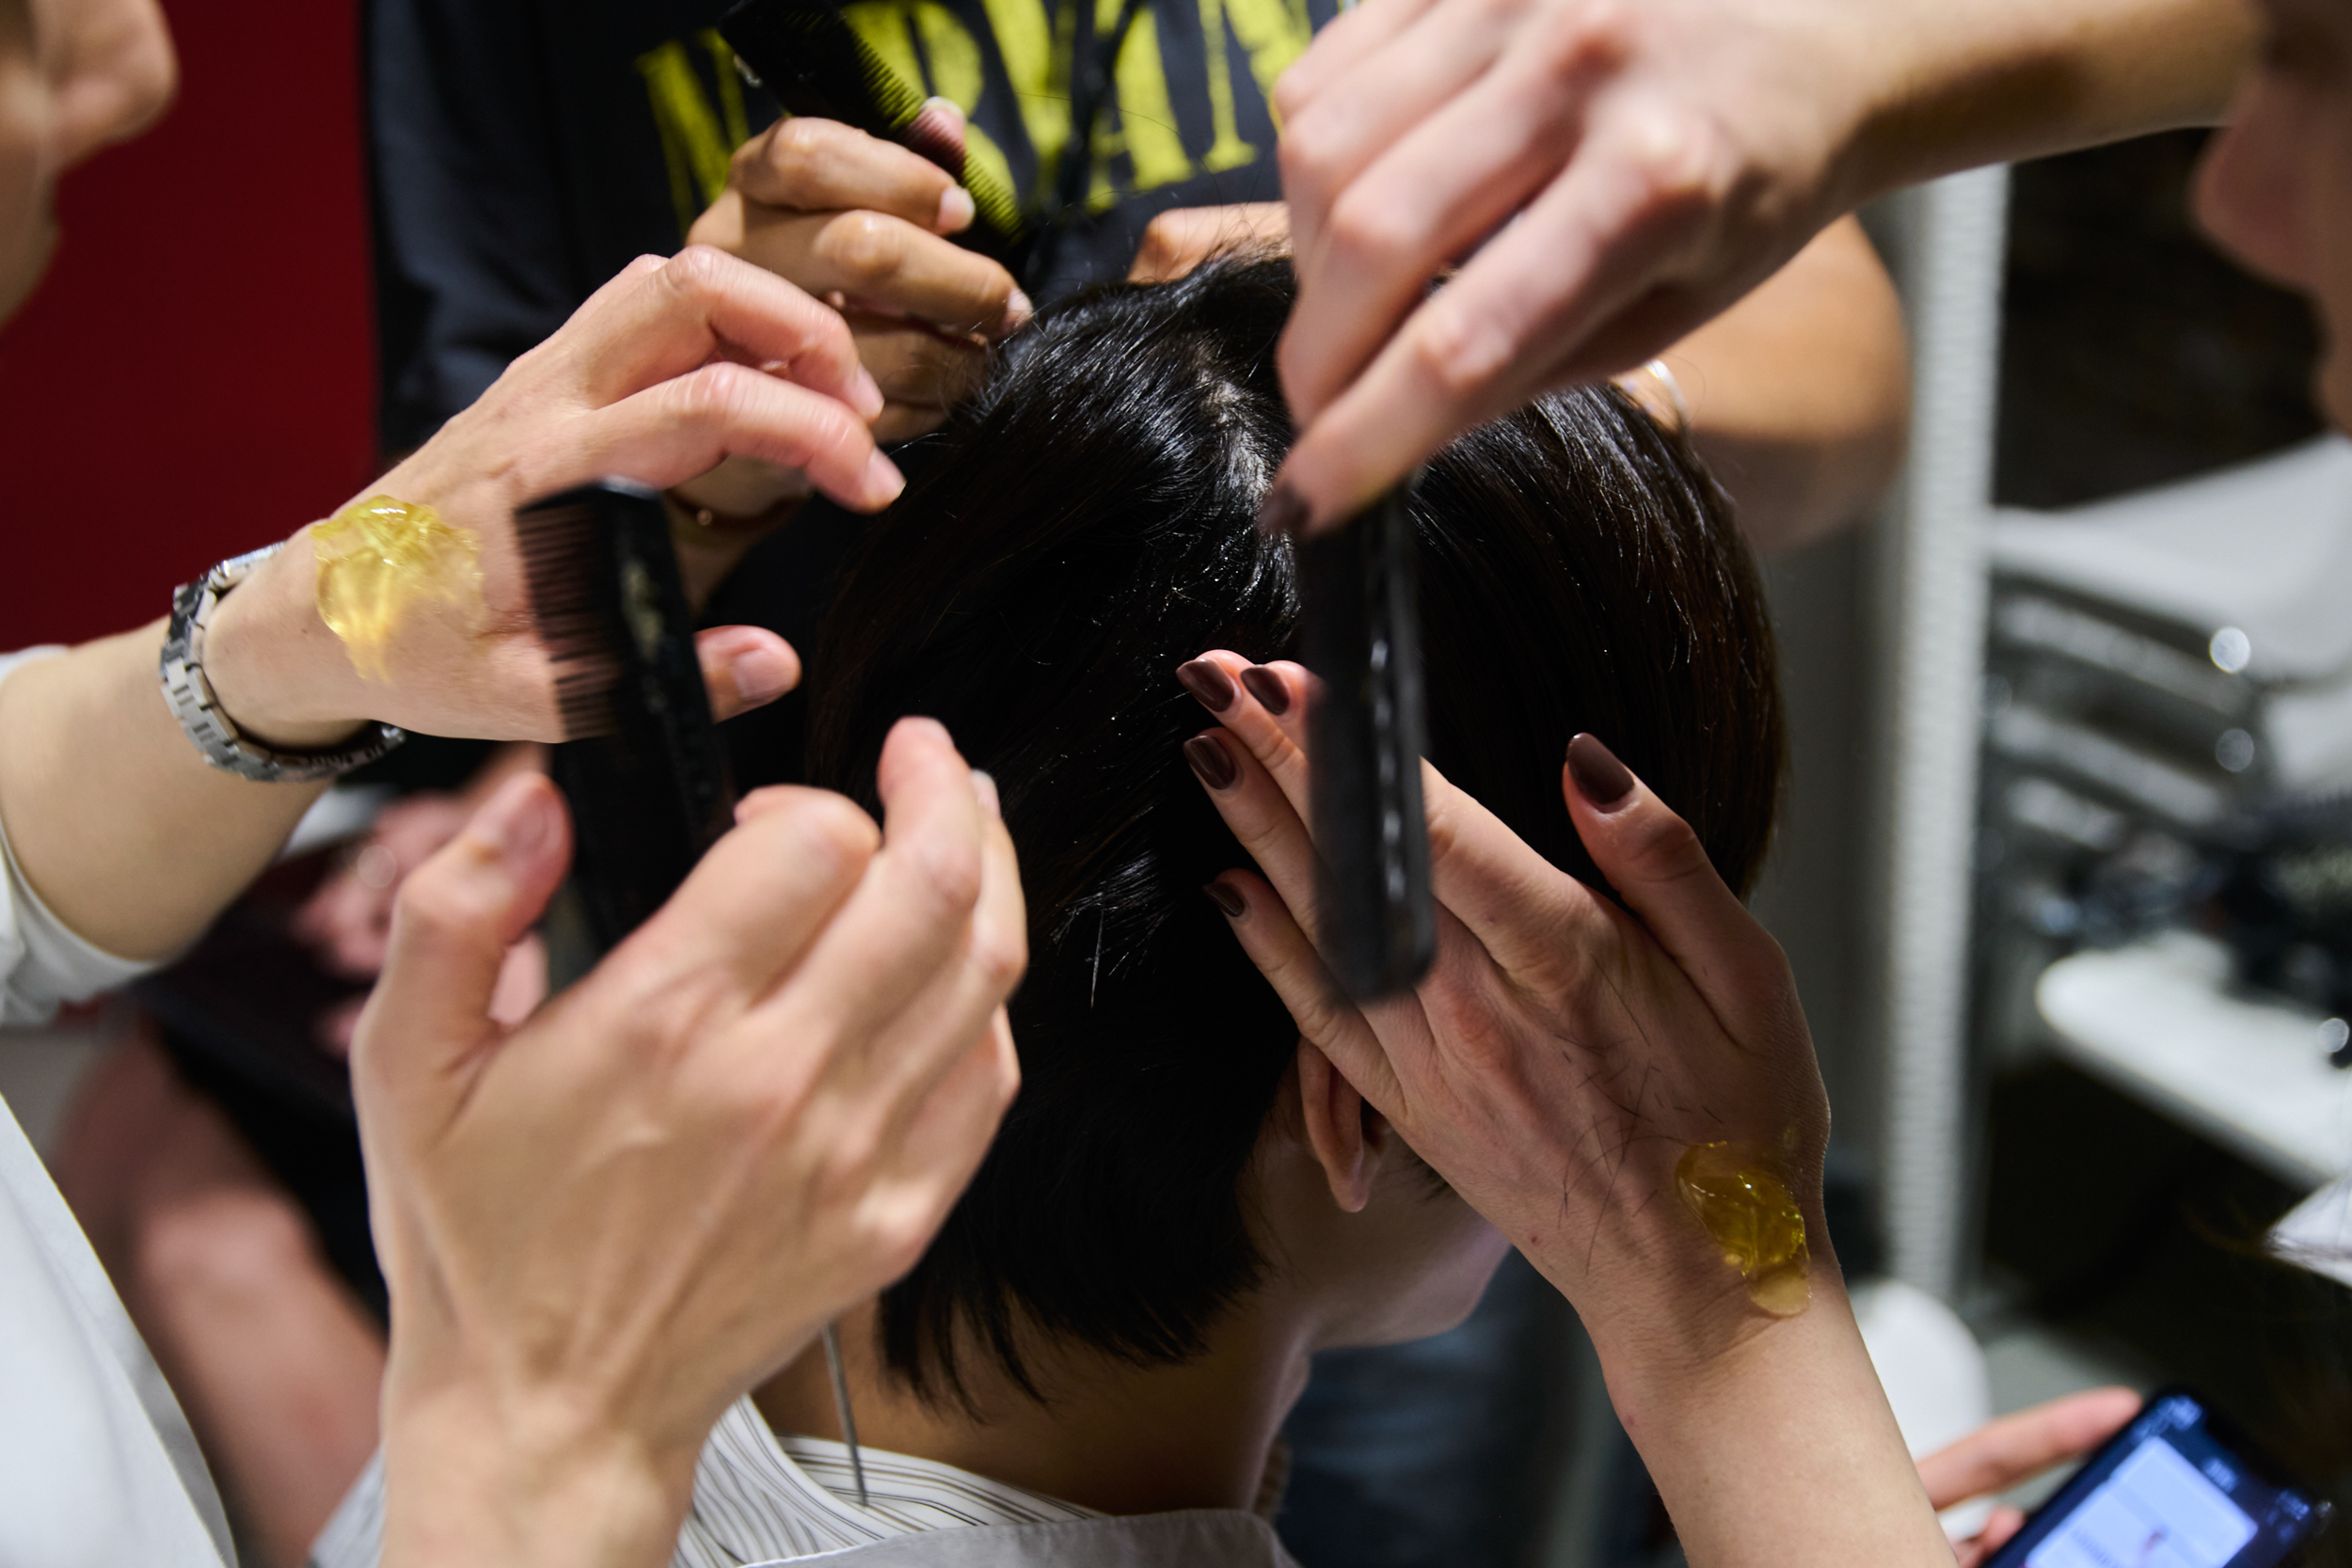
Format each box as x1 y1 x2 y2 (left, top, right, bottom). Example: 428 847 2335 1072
307 1396 1100 1568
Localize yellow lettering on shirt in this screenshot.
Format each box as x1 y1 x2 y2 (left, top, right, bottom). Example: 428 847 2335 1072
978 0 1073 197
1220 0 1314 124
842 2 1024 219
636 39 738 234
1088 0 1193 207
1195 0 1260 172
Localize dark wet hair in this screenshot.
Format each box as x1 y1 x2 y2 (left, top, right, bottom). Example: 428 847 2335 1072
787 257 1782 1405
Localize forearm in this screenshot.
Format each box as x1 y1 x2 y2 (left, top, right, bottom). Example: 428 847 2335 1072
1593 1277 1952 1568
0 617 326 962
0 529 369 962
1663 217 1910 551
1850 0 2257 201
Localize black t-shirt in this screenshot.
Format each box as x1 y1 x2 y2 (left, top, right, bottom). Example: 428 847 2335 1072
368 0 1339 451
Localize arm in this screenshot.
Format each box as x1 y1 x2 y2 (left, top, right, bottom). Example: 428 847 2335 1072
1266 0 2260 533
357 721 1025 1568
1662 215 1908 550
0 247 894 963
1130 201 1906 546
1184 653 1951 1564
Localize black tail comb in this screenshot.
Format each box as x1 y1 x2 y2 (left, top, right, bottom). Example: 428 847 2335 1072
721 0 1030 273
1296 483 1436 1001
516 482 735 954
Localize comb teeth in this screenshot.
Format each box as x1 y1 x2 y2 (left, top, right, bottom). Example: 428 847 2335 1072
514 498 621 741
721 0 1028 268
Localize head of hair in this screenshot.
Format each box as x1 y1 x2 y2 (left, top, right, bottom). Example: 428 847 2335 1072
787 256 1783 1407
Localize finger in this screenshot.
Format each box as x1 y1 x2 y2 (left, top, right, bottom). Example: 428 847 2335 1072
1966 1507 2029 1565
847 313 991 419
1129 203 1293 283
836 758 1027 1110
1916 1389 2144 1510
695 626 802 721
734 208 1025 338
1272 0 1444 127
732 114 977 234
860 1007 1022 1285
1279 21 1621 426
1185 724 1327 945
610 784 881 1006
1178 653 1311 818
762 718 993 1046
354 774 572 1124
565 246 883 418
1557 732 1797 1029
1274 104 1725 533
1206 870 1403 1115
556 360 904 513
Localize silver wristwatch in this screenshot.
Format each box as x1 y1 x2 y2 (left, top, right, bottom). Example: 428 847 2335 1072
160 543 406 784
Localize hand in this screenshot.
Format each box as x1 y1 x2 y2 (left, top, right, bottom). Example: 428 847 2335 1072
354 717 1024 1568
1919 1390 2142 1566
683 104 1030 518
1262 0 2259 534
1180 653 1824 1349
1128 202 1292 283
199 246 900 746
1183 654 1954 1566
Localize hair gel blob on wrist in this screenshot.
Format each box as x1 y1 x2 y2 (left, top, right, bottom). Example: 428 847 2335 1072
311 495 483 682
1675 1141 1811 1316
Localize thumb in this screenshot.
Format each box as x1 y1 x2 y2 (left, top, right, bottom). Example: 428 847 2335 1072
904 96 970 191
695 626 802 721
352 773 573 1131
1560 733 1789 1027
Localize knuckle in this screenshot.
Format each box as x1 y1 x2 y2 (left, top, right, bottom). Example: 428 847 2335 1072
899 832 985 924
969 924 1028 993
772 790 883 880
392 863 503 949
1405 299 1513 402
825 211 909 284
771 116 835 167
662 243 738 302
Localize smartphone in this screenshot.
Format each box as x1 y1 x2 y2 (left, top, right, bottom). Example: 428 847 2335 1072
1983 1387 2332 1568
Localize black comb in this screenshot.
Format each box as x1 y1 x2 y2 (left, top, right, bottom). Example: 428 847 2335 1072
516 481 735 954
720 0 1030 274
1296 483 1436 1001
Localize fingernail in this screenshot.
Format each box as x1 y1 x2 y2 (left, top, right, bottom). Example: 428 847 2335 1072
1256 482 1309 537
937 185 976 234
971 769 1002 821
729 642 796 705
1239 666 1290 715
1203 880 1247 918
472 775 556 863
1003 288 1034 333
1176 658 1236 713
852 367 885 421
1566 733 1635 809
1184 733 1239 791
865 450 906 504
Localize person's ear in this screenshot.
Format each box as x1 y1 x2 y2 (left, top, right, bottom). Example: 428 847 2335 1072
1296 1038 1391 1212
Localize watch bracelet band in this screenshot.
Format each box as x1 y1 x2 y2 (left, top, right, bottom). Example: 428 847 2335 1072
160 542 407 784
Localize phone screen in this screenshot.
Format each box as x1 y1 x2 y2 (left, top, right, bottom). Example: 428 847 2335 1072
1985 1390 2331 1568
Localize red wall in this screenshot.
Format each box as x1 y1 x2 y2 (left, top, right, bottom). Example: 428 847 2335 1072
0 0 374 648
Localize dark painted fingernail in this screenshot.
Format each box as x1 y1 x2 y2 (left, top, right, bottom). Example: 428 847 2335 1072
1239 666 1290 715
1203 880 1247 918
1566 733 1635 809
1256 483 1309 537
1184 732 1238 791
1177 659 1236 713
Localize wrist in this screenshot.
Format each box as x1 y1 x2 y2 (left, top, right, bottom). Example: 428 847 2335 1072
198 531 368 751
380 1386 699 1568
